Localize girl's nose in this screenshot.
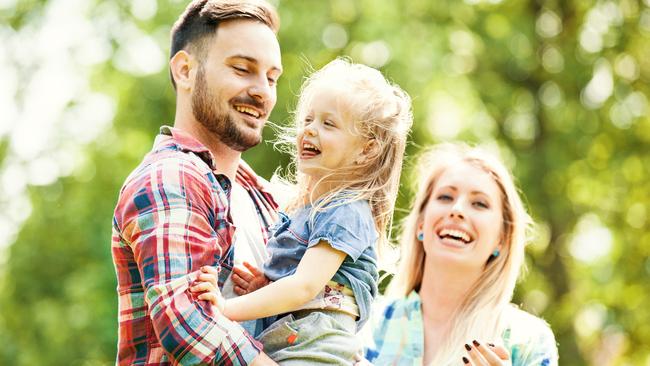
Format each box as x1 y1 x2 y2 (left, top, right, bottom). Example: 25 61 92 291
304 125 317 137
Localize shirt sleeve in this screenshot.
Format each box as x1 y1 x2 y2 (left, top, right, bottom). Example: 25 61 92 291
517 322 559 366
508 310 559 366
116 156 261 365
307 201 378 261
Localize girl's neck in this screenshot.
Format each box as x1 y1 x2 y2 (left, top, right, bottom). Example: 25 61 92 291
304 176 344 204
419 256 483 327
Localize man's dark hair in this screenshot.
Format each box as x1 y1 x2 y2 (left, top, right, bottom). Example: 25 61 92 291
169 0 280 89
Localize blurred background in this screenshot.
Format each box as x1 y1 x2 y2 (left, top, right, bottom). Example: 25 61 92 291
1 0 649 364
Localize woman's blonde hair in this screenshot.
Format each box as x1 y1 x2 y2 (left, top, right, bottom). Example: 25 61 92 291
278 57 412 248
389 143 533 365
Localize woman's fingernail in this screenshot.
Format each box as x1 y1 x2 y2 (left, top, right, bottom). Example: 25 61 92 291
472 340 480 347
462 357 469 364
464 343 471 351
488 343 495 347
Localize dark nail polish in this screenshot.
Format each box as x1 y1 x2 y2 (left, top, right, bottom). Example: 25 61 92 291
462 357 469 364
488 343 495 347
472 339 480 347
464 343 471 351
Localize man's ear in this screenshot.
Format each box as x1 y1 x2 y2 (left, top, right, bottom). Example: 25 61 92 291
170 50 195 91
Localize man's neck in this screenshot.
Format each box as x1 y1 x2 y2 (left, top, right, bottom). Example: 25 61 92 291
174 118 241 181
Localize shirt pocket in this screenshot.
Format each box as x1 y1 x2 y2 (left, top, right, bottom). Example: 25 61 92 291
270 212 291 236
286 219 309 245
273 212 309 245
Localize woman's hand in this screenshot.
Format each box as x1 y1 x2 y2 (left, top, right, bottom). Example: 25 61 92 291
462 340 511 365
232 261 271 295
190 266 227 312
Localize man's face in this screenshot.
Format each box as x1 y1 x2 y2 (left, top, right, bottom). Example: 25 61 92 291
191 19 282 151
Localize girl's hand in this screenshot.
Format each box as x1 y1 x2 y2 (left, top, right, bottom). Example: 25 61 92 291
462 340 511 366
190 266 226 312
232 261 270 295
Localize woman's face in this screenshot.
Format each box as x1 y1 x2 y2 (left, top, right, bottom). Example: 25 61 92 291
420 162 504 271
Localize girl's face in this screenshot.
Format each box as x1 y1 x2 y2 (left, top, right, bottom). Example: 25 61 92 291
296 85 366 181
420 162 504 271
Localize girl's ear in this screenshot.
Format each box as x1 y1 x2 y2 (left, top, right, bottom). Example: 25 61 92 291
355 138 380 165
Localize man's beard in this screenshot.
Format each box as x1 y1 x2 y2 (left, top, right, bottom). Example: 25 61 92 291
191 66 263 152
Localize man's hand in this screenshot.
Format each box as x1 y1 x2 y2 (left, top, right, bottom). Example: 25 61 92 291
232 261 271 295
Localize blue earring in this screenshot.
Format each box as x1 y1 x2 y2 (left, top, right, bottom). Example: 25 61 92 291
417 232 424 241
492 249 500 258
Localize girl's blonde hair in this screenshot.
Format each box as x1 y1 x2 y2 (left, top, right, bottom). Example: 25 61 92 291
388 143 533 365
279 58 412 248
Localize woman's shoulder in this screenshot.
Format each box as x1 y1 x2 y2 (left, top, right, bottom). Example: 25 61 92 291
504 305 554 339
502 305 558 366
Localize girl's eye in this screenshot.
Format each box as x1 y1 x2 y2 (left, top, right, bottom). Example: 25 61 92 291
324 119 335 127
303 117 313 125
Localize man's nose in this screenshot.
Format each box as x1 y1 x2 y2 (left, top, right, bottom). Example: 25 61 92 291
248 75 273 105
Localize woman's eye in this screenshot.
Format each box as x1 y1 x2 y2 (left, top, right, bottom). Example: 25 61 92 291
233 66 248 73
473 201 489 209
437 194 453 201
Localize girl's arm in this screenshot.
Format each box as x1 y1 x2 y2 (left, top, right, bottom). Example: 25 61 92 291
223 241 346 322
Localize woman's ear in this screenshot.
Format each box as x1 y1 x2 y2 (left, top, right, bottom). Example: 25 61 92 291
170 50 195 91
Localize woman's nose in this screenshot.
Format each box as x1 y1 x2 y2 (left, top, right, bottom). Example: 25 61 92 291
450 200 465 219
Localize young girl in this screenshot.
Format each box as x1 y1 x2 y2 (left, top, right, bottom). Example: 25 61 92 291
191 58 412 365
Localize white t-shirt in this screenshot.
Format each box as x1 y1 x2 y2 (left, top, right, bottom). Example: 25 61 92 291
221 182 269 299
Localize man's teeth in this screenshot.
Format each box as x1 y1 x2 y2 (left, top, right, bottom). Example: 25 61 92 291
439 228 471 243
235 105 260 118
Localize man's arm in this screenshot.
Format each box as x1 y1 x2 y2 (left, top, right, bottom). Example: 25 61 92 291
117 157 261 365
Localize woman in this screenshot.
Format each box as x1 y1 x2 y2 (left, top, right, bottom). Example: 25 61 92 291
365 143 558 365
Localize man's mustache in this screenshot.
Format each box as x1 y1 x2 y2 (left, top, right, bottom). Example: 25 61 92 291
230 96 267 115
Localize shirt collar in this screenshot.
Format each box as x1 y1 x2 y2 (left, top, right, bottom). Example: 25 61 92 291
160 125 211 154
157 125 274 200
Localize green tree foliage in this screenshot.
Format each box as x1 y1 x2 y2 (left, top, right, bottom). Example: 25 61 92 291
1 0 649 365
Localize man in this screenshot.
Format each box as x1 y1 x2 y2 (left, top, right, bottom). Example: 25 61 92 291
111 0 282 364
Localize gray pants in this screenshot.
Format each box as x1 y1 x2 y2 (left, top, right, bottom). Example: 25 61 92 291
257 310 360 365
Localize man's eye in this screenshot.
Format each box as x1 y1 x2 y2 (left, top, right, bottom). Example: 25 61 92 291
267 77 277 86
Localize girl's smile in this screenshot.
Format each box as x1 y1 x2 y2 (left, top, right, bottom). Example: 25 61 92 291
296 86 365 180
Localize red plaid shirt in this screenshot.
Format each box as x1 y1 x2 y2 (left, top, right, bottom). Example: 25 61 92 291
112 126 278 365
